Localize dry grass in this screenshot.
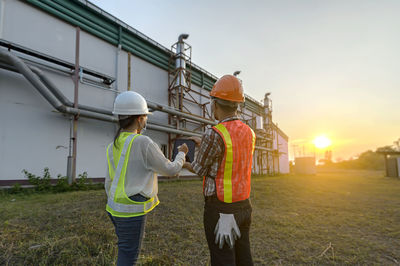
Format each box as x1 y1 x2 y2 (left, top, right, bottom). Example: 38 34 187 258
1 169 399 265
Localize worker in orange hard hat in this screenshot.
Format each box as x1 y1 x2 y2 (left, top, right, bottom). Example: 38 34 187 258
184 74 256 265
210 74 245 102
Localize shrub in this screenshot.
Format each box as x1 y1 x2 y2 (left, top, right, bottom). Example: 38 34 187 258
72 172 90 190
54 174 71 193
10 183 23 194
19 168 102 194
23 167 51 192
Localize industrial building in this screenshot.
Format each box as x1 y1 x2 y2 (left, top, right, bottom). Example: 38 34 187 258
378 150 400 178
0 0 289 186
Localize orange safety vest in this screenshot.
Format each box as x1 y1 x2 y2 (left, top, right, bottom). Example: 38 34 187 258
206 120 256 203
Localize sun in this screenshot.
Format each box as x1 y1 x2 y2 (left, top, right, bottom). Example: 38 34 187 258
313 136 332 149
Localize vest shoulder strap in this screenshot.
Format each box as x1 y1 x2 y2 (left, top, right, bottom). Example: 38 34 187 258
108 134 138 201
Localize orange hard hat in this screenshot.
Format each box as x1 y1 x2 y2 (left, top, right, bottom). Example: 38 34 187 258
210 75 245 102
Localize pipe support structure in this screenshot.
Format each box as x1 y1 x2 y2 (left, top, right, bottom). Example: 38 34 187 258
0 49 266 148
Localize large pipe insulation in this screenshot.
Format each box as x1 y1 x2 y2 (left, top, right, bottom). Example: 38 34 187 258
30 66 113 115
0 50 216 126
0 49 267 147
0 50 202 138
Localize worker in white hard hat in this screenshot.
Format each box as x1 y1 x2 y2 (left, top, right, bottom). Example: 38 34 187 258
105 91 188 266
184 75 256 266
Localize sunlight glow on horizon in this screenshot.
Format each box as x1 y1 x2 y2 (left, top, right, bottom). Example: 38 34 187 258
313 136 332 149
91 0 400 159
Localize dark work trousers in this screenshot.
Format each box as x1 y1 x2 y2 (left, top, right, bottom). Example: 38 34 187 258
204 196 253 266
108 194 149 266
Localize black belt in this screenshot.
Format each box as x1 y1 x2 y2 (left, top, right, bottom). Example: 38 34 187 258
204 195 251 211
128 193 150 202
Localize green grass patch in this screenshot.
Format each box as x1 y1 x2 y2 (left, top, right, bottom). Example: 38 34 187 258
1 170 399 265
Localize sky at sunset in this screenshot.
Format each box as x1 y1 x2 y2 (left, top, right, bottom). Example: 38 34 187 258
91 0 400 160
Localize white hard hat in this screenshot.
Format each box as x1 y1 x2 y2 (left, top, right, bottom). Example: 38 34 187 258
112 91 151 115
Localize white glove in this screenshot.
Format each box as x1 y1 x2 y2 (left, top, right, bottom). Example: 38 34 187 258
214 213 241 249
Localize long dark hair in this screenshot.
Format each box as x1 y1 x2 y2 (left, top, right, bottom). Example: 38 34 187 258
113 115 140 148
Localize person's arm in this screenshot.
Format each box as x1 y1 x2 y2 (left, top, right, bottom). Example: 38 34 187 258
183 162 194 173
185 128 222 177
145 140 188 176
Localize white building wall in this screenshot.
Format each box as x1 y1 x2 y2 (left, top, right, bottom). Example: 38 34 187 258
272 128 289 174
0 69 72 179
80 31 117 77
0 0 193 180
3 0 76 65
278 134 289 174
0 0 289 181
0 0 6 39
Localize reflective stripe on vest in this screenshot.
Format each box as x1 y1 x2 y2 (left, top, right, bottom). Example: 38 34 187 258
212 121 256 203
106 134 159 217
106 195 159 213
214 124 234 203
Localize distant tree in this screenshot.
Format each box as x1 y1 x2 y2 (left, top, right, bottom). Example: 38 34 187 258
393 138 400 151
376 145 396 153
356 150 384 169
325 146 390 170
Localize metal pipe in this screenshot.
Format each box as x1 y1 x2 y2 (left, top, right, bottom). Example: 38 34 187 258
1 48 215 126
127 52 131 91
29 66 72 107
1 49 272 153
115 44 121 91
147 123 202 138
6 51 116 91
174 34 190 113
0 39 115 84
0 61 17 73
1 52 270 147
0 50 200 131
25 58 216 126
175 35 188 89
80 78 119 93
178 34 189 42
71 27 80 183
67 117 73 180
0 53 115 123
18 56 73 77
30 62 113 115
0 49 65 111
0 60 105 125
255 146 272 152
147 100 217 126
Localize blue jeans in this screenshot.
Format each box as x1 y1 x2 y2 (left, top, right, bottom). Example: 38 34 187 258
108 194 148 266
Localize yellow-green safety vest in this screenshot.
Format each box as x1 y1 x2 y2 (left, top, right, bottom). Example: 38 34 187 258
106 133 159 217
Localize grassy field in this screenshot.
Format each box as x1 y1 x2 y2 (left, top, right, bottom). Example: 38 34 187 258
1 169 399 265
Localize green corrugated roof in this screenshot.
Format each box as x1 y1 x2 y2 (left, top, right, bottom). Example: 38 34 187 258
25 0 264 115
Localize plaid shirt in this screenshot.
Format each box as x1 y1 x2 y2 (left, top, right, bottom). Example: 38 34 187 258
191 116 240 196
